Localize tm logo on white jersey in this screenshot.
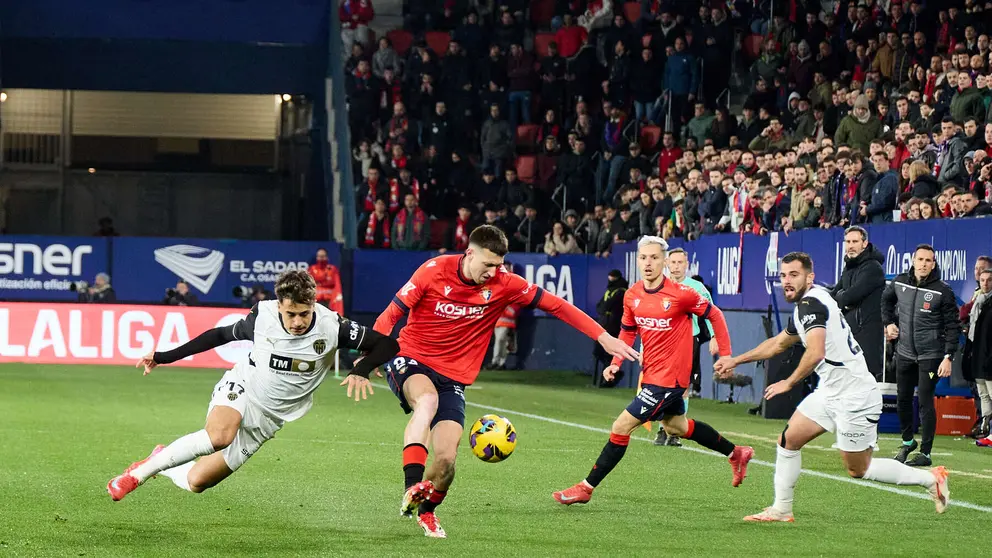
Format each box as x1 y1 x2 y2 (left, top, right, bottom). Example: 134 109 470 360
154 245 224 294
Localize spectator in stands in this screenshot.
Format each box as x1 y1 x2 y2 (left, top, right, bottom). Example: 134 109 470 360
599 103 629 201
494 11 525 53
749 116 789 152
440 203 479 254
907 160 940 199
359 198 391 249
535 135 561 193
392 193 430 250
506 43 536 130
340 0 374 48
308 249 343 314
950 73 985 124
751 39 784 86
960 190 992 217
373 37 402 79
163 280 199 307
862 152 898 224
78 273 116 303
346 60 378 141
684 102 714 147
453 10 486 59
516 204 547 253
936 118 969 186
697 170 728 235
835 95 882 154
664 37 698 139
544 220 581 256
356 166 386 218
498 167 533 215
539 43 567 114
481 103 514 178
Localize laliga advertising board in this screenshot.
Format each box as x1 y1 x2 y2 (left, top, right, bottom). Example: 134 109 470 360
0 303 251 368
0 236 111 301
112 238 340 304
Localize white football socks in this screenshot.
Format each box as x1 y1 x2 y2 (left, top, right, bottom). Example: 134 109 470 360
773 446 801 514
132 430 215 483
863 458 935 487
159 462 196 491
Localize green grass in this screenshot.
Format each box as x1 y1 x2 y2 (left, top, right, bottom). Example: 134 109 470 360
1 364 989 557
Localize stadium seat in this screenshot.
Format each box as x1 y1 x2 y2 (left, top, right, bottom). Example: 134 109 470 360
516 124 540 153
425 31 451 58
516 155 537 184
386 29 413 56
743 34 764 61
639 125 662 153
622 2 641 24
429 219 449 249
534 32 555 58
530 0 555 28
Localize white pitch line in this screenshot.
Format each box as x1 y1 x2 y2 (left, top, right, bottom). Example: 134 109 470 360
462 400 992 514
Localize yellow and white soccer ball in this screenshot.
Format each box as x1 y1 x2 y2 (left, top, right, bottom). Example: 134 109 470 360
469 414 517 463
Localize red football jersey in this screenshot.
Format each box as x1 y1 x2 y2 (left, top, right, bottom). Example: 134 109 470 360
375 255 542 384
612 277 731 388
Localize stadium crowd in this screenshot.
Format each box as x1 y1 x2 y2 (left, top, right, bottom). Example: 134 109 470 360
344 0 992 253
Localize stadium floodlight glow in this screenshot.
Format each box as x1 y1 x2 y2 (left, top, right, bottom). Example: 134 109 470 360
281 94 292 102
87 168 96 174
0 92 7 102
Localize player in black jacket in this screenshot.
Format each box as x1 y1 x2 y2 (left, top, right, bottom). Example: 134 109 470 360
881 245 960 467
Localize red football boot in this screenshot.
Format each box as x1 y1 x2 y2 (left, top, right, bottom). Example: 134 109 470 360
417 511 447 538
107 473 139 501
552 481 593 505
401 480 435 517
729 445 755 487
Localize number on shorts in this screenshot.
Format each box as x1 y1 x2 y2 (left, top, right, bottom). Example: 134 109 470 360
218 381 245 395
392 357 419 371
838 317 862 356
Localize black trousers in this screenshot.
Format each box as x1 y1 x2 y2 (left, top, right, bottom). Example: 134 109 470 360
895 355 942 455
690 337 702 392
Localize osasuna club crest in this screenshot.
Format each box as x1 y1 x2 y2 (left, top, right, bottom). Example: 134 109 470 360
313 339 327 355
633 299 641 308
663 298 672 311
480 287 492 302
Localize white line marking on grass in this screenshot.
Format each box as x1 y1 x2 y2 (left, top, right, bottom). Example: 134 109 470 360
462 400 992 514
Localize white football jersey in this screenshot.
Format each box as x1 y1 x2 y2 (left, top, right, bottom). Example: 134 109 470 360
231 300 367 421
786 286 878 398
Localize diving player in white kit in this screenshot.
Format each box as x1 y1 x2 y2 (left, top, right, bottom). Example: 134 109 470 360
107 270 399 501
714 252 949 522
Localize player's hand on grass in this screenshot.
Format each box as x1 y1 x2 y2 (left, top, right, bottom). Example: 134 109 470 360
340 374 374 401
598 333 639 362
602 365 620 382
136 352 159 376
764 380 793 400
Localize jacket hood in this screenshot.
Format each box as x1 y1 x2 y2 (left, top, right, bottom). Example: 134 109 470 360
848 242 885 266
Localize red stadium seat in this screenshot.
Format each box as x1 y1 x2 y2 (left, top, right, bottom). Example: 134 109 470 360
516 124 540 153
425 31 451 58
534 32 555 58
530 0 555 27
516 155 537 184
622 2 641 24
639 125 662 152
429 219 449 249
386 29 413 56
743 34 764 61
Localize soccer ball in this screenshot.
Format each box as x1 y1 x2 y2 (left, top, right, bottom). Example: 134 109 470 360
469 414 517 463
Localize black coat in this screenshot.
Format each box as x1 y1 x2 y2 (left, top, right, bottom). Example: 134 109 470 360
831 243 886 378
963 295 992 381
881 265 961 361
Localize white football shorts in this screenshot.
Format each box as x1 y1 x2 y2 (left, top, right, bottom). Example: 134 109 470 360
796 386 883 452
207 365 285 471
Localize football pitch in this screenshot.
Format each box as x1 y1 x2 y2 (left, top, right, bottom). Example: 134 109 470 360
2 364 989 557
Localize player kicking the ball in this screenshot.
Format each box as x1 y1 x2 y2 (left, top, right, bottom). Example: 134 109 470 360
714 252 949 522
106 271 399 501
374 225 639 538
553 237 754 506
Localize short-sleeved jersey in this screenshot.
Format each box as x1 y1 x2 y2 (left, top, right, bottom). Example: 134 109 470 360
389 255 542 384
620 277 713 388
231 300 371 421
785 286 878 398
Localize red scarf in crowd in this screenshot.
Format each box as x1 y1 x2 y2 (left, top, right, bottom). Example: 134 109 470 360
381 79 402 109
389 178 420 213
394 207 426 240
365 212 390 248
391 155 408 171
454 217 470 251
363 178 381 213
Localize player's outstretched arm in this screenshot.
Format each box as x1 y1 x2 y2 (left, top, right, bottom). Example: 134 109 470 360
536 291 639 362
714 328 798 375
337 317 400 401
763 328 825 400
139 325 240 375
374 264 433 335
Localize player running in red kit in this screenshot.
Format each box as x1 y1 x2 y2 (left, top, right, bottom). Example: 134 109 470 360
374 225 639 538
553 236 754 506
